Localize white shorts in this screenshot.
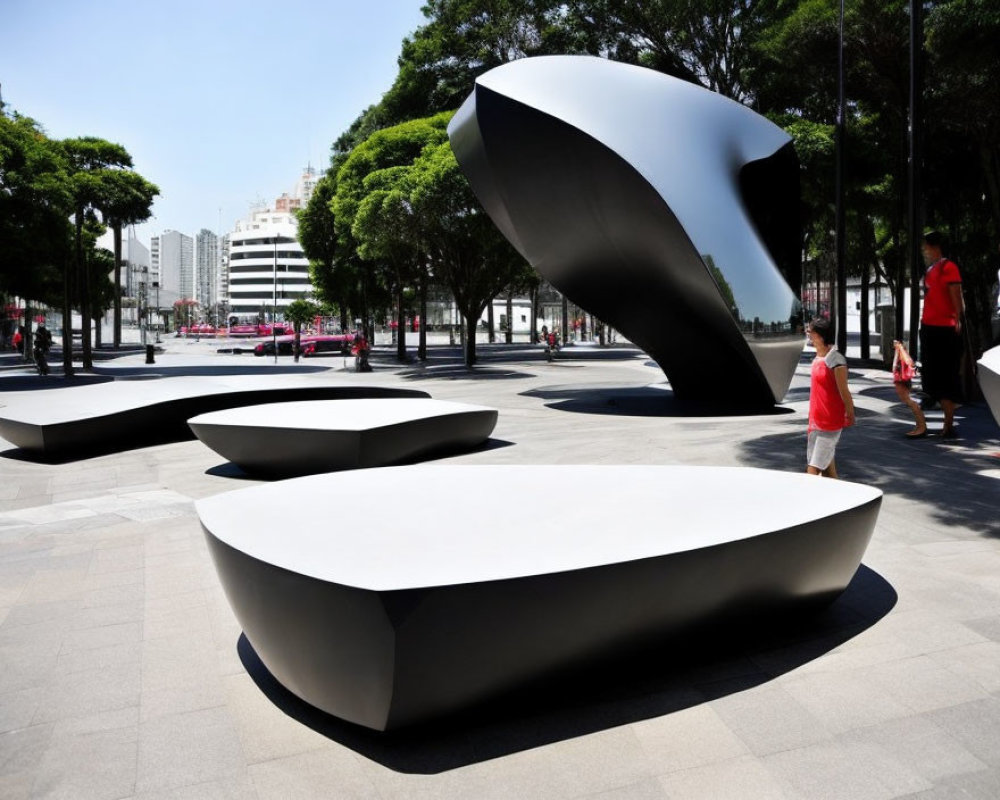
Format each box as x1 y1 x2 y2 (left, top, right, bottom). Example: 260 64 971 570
807 429 842 470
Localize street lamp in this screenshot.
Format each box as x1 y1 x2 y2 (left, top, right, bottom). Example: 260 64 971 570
273 236 278 363
152 281 160 343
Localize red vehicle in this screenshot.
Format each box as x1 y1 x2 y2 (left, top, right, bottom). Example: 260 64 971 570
300 333 354 357
231 323 290 338
253 333 353 357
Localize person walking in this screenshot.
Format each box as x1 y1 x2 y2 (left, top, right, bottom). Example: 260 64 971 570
919 230 965 438
806 316 855 478
893 339 927 437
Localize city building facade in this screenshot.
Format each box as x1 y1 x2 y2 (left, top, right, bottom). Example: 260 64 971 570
152 229 194 301
195 229 219 317
225 170 315 321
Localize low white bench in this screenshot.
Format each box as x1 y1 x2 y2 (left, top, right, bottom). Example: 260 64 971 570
0 376 429 458
197 464 882 731
188 398 498 477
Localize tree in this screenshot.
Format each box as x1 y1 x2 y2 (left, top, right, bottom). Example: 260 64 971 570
283 298 319 361
0 111 72 357
99 170 159 348
408 135 530 365
924 0 1000 356
60 137 134 371
334 117 452 361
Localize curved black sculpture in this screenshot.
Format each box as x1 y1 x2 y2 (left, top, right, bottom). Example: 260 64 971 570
448 55 804 410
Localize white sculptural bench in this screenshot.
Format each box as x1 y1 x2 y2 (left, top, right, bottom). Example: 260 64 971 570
0 375 429 458
198 464 882 731
188 398 499 477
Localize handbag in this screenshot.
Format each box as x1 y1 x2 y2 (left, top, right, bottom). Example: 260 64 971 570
893 344 916 382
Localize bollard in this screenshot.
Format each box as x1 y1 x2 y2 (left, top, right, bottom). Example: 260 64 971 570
145 344 155 364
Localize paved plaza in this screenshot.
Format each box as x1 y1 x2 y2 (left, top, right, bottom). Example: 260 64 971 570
1 338 999 799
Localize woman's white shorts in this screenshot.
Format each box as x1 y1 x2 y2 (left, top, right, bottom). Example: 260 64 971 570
807 429 842 470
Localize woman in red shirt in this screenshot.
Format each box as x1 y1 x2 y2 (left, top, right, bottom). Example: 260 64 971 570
919 230 965 438
806 317 855 478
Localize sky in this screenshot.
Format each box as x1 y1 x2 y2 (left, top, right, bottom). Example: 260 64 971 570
1 0 429 249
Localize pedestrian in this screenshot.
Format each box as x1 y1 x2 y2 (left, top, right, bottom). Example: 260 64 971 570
806 316 855 478
892 339 927 437
919 230 965 438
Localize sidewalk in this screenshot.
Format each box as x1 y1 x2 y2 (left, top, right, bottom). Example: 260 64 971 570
1 340 998 799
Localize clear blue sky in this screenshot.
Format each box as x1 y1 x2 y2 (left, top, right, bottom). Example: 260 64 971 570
1 0 428 247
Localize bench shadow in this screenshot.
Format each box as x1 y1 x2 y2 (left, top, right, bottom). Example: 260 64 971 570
237 565 896 774
91 364 330 377
202 438 516 480
522 383 796 418
0 374 114 392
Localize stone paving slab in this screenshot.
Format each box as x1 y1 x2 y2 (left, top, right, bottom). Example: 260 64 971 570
0 343 998 798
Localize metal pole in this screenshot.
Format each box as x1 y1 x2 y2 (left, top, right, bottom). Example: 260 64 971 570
907 0 924 358
273 238 278 363
835 0 848 355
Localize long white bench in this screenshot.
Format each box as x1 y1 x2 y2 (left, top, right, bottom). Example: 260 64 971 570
198 464 882 731
0 376 429 458
188 398 498 477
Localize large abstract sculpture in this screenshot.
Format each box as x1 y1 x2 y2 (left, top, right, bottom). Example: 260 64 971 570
978 345 1000 428
449 56 804 410
200 465 882 731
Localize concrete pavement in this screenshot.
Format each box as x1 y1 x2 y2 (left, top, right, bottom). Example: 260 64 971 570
1 339 998 799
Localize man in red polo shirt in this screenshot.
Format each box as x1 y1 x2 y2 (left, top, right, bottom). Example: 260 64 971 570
919 230 965 438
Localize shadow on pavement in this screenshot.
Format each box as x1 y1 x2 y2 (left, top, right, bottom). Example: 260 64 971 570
237 565 896 773
201 438 515 480
523 383 796 418
739 389 1000 538
92 364 330 377
0 374 114 392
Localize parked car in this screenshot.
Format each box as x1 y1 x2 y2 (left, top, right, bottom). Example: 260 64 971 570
301 333 354 357
253 335 296 356
253 333 353 357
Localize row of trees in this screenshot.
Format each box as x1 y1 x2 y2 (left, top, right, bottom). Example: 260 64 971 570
0 107 158 374
301 0 999 366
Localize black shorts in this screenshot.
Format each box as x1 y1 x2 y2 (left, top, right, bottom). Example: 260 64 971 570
919 324 961 402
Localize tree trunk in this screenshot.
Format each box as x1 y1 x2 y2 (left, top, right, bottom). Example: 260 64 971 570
62 254 74 377
396 284 406 362
465 313 478 366
487 302 495 343
418 275 427 361
860 262 870 360
505 289 513 344
77 210 93 370
530 285 539 343
113 222 122 348
561 294 569 343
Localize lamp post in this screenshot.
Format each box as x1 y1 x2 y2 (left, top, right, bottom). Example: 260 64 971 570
834 0 847 355
152 281 160 343
272 237 278 363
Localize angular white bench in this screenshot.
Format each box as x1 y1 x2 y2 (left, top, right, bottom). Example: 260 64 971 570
978 345 1000 428
0 376 429 458
198 465 882 731
188 398 498 477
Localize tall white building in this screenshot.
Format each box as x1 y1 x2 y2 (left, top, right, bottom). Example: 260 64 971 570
226 173 315 320
195 229 219 313
152 230 194 300
227 209 311 319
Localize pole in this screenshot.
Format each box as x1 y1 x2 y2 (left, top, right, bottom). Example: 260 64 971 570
272 237 278 363
834 0 848 355
907 0 924 358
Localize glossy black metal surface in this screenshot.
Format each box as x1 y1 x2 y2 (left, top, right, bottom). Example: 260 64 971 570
449 56 804 410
